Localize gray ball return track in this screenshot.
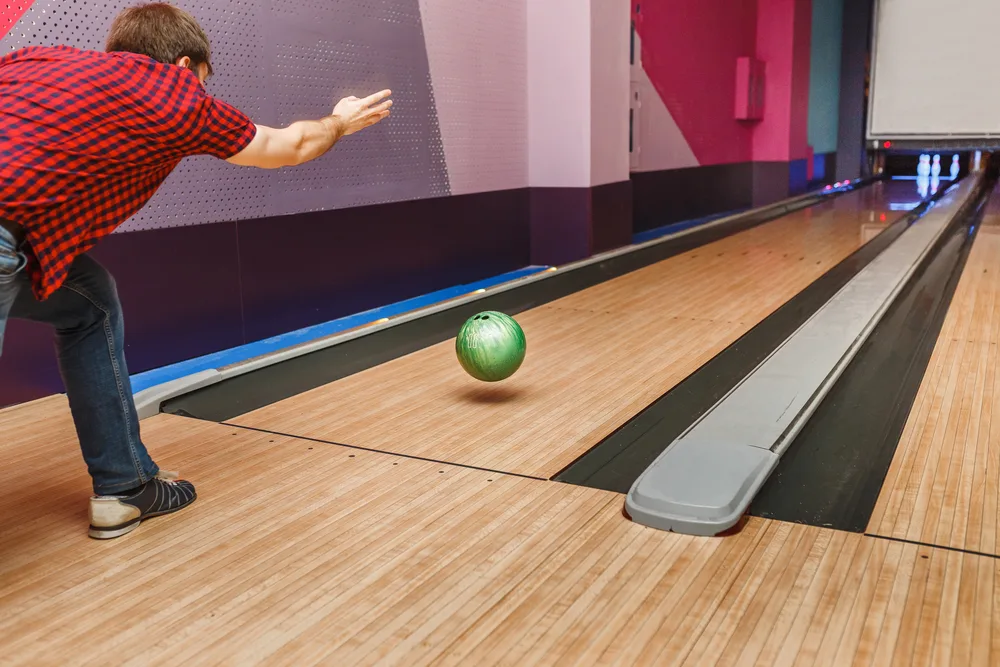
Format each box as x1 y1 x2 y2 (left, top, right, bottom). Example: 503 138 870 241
625 174 984 536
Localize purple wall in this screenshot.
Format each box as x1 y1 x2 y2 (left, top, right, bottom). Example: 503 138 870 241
0 190 530 407
237 191 530 341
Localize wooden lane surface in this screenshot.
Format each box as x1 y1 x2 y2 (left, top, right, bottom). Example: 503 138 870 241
868 191 1000 555
0 403 997 666
232 182 918 478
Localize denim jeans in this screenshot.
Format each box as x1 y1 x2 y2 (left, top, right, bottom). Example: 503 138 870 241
0 226 159 494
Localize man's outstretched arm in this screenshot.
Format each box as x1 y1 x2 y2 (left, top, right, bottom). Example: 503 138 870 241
227 89 392 169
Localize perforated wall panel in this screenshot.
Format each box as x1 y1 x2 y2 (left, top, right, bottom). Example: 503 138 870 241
0 1 34 40
418 0 528 196
0 0 450 231
268 25 449 212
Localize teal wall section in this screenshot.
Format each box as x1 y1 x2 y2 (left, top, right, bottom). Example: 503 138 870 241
808 0 844 155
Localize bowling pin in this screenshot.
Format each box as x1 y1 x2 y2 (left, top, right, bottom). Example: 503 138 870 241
931 154 941 177
950 154 960 180
917 173 930 198
917 154 930 177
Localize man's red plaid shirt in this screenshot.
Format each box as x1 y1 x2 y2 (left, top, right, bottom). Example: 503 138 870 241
0 45 256 300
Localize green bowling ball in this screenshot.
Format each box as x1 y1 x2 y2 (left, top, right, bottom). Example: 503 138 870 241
455 311 526 382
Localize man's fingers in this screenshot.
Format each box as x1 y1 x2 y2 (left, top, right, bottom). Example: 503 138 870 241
362 89 392 106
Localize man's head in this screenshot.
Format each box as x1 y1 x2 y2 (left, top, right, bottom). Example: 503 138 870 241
106 3 213 83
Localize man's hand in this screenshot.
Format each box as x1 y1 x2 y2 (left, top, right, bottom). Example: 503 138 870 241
332 90 393 136
227 89 393 169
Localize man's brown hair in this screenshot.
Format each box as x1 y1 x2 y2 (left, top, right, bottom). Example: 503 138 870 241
106 3 213 76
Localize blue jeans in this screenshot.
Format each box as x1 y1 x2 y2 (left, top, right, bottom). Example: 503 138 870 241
0 226 159 494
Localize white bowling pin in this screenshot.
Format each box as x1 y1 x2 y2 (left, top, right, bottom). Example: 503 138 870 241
931 154 941 177
950 154 960 180
917 154 930 177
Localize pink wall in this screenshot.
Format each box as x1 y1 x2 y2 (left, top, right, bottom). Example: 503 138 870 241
633 0 812 168
528 0 591 188
419 0 528 195
591 0 631 186
754 2 793 161
528 0 631 188
633 0 758 166
790 0 813 161
753 0 812 161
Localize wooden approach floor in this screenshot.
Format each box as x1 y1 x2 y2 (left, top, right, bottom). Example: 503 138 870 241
1 402 998 666
232 183 909 479
4 180 997 665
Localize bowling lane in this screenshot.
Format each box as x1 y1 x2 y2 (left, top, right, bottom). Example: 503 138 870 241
231 180 927 478
868 181 1000 554
544 179 922 321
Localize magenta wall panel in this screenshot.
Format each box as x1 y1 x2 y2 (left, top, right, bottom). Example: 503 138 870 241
754 0 793 160
791 0 813 161
633 0 758 166
753 0 812 162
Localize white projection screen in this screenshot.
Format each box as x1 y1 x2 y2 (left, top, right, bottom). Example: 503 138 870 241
867 0 1000 144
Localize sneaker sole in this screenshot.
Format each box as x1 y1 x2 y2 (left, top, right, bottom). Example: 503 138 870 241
88 494 197 539
88 520 141 540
